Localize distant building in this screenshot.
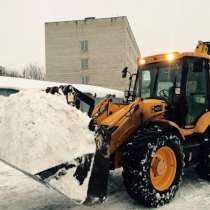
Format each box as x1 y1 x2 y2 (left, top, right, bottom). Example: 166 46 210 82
45 16 140 90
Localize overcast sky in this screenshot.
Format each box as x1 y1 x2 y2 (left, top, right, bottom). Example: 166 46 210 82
1 0 210 71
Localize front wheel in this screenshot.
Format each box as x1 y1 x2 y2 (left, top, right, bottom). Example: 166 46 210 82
122 125 184 207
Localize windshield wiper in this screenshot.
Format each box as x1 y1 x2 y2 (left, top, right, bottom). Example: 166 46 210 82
152 66 159 96
171 75 177 102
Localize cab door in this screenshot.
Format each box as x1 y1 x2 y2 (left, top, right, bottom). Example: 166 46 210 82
185 58 209 126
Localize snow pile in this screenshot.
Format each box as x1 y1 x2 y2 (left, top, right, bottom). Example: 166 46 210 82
72 84 124 98
0 90 95 173
0 76 124 98
0 90 96 201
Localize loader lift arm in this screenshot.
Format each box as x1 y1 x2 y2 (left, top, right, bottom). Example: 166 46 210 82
46 85 95 117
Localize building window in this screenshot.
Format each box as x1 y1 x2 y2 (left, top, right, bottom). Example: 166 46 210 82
81 76 89 84
80 40 88 52
82 76 84 84
81 58 88 69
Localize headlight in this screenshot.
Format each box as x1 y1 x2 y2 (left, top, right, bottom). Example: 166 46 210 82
166 53 175 61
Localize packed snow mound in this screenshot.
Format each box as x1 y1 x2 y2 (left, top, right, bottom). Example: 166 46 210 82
0 76 124 98
0 90 95 174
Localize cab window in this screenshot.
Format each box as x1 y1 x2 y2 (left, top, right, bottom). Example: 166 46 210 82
185 58 208 125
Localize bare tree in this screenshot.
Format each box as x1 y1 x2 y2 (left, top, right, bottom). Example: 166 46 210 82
6 71 20 77
0 66 6 76
0 66 22 78
23 64 45 80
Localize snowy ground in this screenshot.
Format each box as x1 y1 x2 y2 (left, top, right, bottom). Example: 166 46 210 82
1 162 210 210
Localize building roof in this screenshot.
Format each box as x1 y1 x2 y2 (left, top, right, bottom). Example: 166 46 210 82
45 16 140 55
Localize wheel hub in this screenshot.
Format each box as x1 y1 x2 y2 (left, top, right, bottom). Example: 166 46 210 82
150 146 177 191
152 157 167 176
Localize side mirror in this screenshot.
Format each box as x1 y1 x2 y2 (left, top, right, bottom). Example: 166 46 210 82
124 90 129 98
122 67 128 78
124 90 134 99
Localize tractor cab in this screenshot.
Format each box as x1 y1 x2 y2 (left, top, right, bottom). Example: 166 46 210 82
135 42 210 128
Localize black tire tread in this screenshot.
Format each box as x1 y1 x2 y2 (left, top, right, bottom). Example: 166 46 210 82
122 125 184 207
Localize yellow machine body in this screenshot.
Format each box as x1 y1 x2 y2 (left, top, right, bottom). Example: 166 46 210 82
91 41 210 169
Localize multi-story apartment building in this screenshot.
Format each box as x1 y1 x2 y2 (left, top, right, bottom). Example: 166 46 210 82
45 16 140 90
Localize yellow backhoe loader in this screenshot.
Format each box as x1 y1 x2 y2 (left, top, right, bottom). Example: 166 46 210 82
76 41 210 207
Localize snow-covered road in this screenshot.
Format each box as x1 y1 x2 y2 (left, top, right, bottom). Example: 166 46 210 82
1 160 210 210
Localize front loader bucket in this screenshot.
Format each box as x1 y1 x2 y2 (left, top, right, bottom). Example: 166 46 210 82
0 150 110 205
35 153 96 203
34 147 110 204
0 153 95 203
35 148 110 204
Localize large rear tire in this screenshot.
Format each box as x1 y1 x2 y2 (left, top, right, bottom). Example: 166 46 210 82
122 125 184 207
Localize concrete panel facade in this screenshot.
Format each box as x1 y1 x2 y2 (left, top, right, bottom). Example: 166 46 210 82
45 16 140 90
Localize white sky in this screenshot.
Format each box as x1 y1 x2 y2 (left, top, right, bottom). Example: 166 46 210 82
1 0 210 72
